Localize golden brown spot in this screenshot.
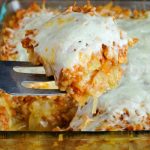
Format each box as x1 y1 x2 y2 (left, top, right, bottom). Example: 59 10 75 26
45 48 48 52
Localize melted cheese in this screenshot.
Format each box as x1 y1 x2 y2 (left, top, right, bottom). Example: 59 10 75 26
70 13 150 131
33 12 128 78
8 10 54 61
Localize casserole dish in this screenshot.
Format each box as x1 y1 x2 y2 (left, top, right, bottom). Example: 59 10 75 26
1 0 150 149
0 0 149 131
0 131 150 149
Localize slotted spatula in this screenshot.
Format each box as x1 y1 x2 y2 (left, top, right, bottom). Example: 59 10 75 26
0 61 65 96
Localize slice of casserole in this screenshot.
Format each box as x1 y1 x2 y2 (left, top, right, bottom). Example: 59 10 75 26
22 11 134 108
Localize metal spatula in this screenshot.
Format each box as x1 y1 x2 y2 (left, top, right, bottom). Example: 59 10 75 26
0 61 65 96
